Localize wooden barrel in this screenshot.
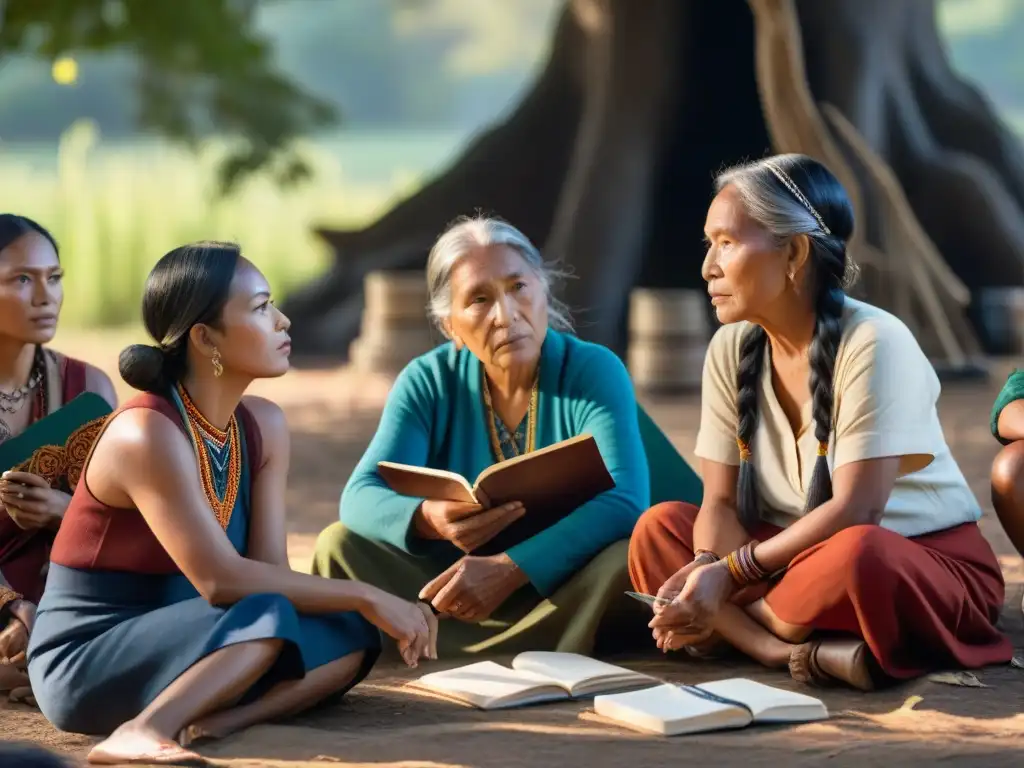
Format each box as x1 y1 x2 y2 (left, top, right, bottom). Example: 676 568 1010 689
628 288 710 338
349 334 436 374
363 270 431 322
627 288 712 392
351 270 438 374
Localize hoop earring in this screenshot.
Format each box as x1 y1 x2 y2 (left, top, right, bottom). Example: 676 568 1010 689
211 347 223 378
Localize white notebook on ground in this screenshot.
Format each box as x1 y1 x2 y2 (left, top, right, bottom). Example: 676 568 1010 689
405 652 656 710
593 678 828 736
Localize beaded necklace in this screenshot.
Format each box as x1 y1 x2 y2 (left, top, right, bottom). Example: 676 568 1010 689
0 346 48 445
481 368 539 463
171 383 242 530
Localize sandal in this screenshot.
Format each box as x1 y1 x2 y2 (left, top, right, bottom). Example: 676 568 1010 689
789 638 875 691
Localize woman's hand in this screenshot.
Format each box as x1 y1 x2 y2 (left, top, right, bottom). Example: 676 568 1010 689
649 560 736 650
1 472 71 531
0 615 29 667
654 558 706 606
358 588 437 667
413 499 525 553
650 559 706 651
418 553 528 622
6 599 36 634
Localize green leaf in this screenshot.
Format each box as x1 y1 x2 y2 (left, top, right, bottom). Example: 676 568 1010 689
0 0 338 194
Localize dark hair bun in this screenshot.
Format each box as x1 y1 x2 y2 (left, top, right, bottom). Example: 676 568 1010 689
118 344 167 392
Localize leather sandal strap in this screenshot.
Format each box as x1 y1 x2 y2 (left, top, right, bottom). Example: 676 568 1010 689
789 641 832 686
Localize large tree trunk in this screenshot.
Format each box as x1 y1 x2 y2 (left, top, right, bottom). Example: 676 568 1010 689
283 0 1024 363
280 7 588 354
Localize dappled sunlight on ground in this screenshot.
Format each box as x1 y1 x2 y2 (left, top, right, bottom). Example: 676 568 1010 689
5 333 1022 766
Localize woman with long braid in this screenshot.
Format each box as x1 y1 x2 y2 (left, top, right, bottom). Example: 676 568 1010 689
628 154 1012 690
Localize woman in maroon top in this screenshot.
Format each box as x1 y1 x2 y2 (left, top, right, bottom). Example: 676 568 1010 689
0 214 117 701
28 242 436 766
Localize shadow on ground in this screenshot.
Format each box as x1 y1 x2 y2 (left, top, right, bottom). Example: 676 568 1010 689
3 345 1022 767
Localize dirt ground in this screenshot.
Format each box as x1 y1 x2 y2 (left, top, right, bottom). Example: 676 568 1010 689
2 331 1022 767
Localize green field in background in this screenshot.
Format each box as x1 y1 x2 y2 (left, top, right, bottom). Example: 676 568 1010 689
0 122 465 328
4 111 1024 330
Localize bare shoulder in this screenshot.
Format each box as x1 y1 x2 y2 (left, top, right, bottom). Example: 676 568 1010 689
241 395 289 442
83 362 118 407
46 349 118 407
94 406 187 464
86 405 195 505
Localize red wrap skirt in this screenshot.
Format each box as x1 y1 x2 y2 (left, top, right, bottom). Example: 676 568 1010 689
628 502 1013 679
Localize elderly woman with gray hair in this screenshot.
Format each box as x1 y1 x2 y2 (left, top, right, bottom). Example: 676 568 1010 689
629 154 1012 691
312 216 652 656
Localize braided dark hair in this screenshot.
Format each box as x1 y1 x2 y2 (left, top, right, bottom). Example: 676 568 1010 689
715 154 855 531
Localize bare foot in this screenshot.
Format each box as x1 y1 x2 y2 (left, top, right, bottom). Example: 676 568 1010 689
87 721 206 765
9 685 36 707
0 663 29 692
683 632 730 660
178 721 224 749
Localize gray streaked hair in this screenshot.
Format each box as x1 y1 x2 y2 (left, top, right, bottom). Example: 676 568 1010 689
711 153 856 535
714 154 859 289
426 215 574 334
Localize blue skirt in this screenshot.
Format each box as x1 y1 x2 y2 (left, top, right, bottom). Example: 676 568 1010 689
27 564 382 735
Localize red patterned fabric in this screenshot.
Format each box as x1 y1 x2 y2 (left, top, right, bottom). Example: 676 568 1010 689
0 356 91 602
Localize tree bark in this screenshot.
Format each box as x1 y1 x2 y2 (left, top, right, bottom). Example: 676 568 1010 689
285 0 1024 362
747 0 983 368
282 5 588 354
542 0 681 350
796 0 1024 294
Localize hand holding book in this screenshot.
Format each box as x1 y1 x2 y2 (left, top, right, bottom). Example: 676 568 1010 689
378 434 614 556
1 470 69 532
413 498 525 553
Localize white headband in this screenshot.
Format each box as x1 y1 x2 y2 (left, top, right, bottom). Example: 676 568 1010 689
764 161 832 236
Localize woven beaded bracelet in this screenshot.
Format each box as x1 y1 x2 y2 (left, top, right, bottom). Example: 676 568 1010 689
724 541 769 587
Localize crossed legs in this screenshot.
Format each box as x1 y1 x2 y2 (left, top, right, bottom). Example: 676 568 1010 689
628 502 1010 688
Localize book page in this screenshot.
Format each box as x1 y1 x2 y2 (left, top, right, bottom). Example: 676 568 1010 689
408 661 568 710
696 679 828 722
593 683 752 736
376 462 478 504
511 652 652 696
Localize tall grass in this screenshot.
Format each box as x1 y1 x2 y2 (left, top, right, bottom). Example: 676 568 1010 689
0 121 460 328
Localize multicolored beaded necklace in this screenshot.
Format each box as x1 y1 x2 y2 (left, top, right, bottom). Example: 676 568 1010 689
170 382 242 530
481 368 539 463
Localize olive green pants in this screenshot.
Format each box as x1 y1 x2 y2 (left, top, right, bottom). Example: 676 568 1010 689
310 522 651 658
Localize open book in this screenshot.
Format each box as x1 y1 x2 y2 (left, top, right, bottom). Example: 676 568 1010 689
593 679 828 736
377 434 614 554
405 652 655 710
